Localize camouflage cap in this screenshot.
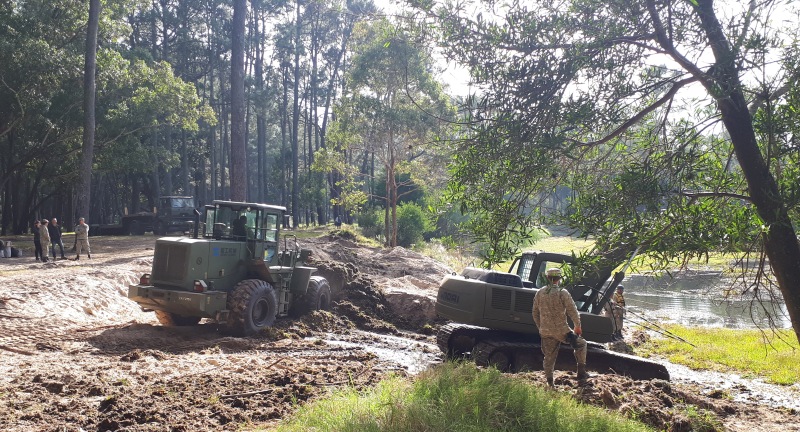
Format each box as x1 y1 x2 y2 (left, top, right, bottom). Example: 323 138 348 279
545 268 562 278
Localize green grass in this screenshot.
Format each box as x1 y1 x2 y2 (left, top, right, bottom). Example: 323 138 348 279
525 235 595 255
635 325 800 385
269 362 652 432
493 232 750 274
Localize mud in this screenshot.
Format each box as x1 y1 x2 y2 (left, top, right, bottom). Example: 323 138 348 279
0 233 798 431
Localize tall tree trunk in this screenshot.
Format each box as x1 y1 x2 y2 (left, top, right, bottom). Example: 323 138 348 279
291 0 302 227
181 132 189 195
254 5 266 203
163 125 173 196
76 0 100 221
281 65 289 209
230 0 247 201
388 127 398 247
150 131 161 207
209 64 218 201
322 26 351 221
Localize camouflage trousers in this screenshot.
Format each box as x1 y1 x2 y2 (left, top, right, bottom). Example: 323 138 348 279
76 239 91 256
541 335 587 378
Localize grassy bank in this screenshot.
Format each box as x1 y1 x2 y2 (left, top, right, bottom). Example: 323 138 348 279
270 362 651 432
635 325 800 385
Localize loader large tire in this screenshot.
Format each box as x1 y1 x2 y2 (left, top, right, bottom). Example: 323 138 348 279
290 276 331 317
154 310 201 326
154 221 167 236
126 220 145 235
226 279 277 336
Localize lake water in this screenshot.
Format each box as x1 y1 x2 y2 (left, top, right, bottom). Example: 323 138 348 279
619 272 792 329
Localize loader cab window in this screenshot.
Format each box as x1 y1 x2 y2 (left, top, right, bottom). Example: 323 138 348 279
259 212 280 263
204 206 219 238
205 205 256 240
259 212 279 242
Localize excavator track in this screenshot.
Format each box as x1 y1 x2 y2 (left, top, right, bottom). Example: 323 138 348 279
439 323 670 380
437 323 504 358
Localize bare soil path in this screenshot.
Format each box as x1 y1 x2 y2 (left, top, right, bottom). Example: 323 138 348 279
0 233 797 431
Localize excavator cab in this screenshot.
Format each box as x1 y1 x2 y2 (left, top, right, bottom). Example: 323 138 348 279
509 251 576 289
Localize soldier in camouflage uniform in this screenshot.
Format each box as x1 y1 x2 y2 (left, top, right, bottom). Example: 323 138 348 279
532 267 588 387
612 285 626 339
72 217 91 260
39 219 51 262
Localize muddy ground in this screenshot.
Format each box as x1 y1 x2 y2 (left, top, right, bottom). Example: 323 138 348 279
0 231 798 431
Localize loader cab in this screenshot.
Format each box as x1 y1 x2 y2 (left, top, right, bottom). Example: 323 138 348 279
202 200 285 263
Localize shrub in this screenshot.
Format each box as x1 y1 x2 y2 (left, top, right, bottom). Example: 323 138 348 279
357 207 383 239
397 203 428 247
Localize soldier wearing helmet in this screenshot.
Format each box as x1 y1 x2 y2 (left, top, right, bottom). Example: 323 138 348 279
612 285 626 339
532 267 588 387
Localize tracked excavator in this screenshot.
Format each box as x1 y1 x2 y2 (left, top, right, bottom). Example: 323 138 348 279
435 246 670 380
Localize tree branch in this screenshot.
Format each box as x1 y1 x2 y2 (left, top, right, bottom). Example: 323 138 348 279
645 0 712 85
567 76 698 148
679 190 752 202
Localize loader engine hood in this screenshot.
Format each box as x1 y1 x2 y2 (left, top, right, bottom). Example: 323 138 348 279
151 237 249 291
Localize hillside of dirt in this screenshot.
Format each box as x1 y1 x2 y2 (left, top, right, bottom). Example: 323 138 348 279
0 232 798 431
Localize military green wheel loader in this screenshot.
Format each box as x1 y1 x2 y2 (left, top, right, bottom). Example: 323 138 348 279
435 249 670 380
128 200 331 336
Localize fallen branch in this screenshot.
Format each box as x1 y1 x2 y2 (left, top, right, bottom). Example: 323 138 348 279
0 296 26 304
73 320 137 332
317 367 370 386
0 313 30 319
219 358 287 399
0 345 36 355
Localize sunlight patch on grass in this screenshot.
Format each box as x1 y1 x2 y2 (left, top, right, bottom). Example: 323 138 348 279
636 325 800 385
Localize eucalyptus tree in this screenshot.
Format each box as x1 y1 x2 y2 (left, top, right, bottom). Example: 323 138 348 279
417 0 800 341
334 19 454 246
76 0 101 223
230 0 247 201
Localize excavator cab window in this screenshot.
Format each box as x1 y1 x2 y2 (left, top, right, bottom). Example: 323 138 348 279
534 261 573 288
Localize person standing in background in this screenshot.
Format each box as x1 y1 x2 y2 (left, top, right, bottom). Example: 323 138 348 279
39 219 51 262
33 220 45 261
73 217 91 260
612 286 626 340
48 218 67 260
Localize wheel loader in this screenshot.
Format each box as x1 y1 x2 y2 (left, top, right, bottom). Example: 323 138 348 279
128 200 331 336
435 249 670 380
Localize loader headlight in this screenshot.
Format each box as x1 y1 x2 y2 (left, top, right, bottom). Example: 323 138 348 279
193 279 208 293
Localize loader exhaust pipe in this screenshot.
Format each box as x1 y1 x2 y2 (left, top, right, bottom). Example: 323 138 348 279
193 209 201 238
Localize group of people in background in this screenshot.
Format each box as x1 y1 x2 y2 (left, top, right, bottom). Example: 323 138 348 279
32 217 91 262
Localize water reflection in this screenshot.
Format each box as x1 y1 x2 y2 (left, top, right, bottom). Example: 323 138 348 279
621 273 791 329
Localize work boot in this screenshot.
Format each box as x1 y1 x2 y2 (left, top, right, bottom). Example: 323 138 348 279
73 256 79 261
577 363 588 384
88 254 91 259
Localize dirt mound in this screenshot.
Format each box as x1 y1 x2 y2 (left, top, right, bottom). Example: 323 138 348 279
304 236 452 329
